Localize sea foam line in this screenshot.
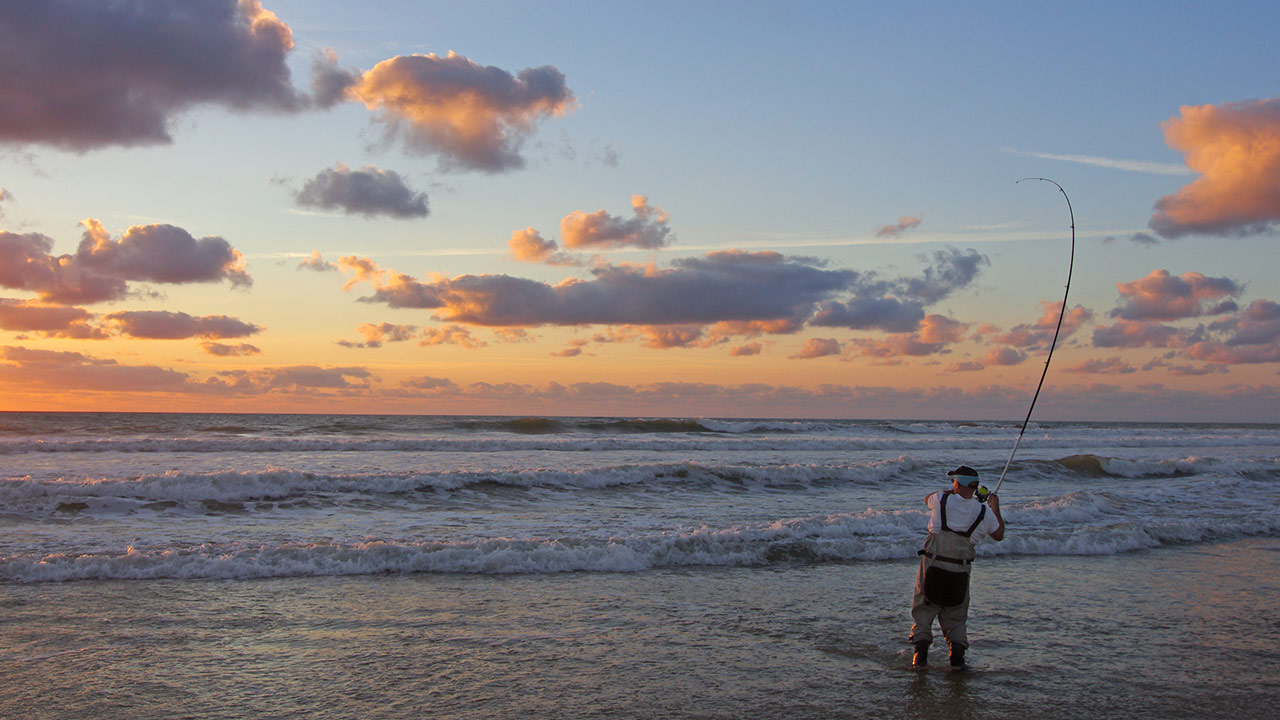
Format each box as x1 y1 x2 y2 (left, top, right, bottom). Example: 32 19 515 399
5 497 1277 583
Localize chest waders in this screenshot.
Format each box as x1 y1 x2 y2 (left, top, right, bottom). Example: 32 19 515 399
918 492 985 607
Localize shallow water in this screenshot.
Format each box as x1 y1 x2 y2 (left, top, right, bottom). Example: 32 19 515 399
2 413 1278 717
3 538 1277 719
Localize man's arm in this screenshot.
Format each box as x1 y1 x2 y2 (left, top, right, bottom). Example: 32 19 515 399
986 493 1005 541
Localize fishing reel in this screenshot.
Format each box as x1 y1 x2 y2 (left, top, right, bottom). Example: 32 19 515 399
976 485 991 504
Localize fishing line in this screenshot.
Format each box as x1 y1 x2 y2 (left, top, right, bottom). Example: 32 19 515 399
991 178 1075 496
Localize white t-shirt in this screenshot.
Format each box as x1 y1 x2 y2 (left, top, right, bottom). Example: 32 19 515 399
925 490 1001 539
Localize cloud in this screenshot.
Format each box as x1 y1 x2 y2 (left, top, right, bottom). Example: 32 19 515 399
1209 299 1280 346
0 220 250 304
875 214 923 238
1102 232 1160 246
811 247 988 332
1109 269 1242 321
729 342 762 357
310 48 362 109
847 314 968 359
295 164 429 219
0 0 304 150
337 322 417 349
560 195 672 250
0 345 192 391
790 338 841 359
994 301 1093 349
1064 357 1136 374
1149 98 1280 237
0 188 11 217
985 347 1027 366
947 360 985 373
215 365 375 393
419 324 486 349
508 227 580 265
493 327 534 343
344 250 857 327
1001 147 1192 176
0 298 106 338
1167 363 1230 376
104 310 261 339
1092 319 1192 349
297 250 339 272
340 50 574 172
201 342 261 357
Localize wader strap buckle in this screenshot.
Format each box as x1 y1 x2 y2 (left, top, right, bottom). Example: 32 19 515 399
917 549 972 566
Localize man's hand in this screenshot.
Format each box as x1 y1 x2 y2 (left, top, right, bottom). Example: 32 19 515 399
987 493 999 512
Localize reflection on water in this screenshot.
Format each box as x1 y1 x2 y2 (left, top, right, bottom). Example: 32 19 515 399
2 538 1279 719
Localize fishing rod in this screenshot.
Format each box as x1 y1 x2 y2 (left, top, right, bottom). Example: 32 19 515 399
988 178 1075 498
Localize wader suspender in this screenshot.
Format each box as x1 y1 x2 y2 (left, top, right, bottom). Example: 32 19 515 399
939 491 986 538
917 491 986 566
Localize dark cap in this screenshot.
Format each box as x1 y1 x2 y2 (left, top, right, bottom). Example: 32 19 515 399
947 465 980 486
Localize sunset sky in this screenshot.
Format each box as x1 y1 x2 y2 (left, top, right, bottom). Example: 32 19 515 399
2 0 1279 421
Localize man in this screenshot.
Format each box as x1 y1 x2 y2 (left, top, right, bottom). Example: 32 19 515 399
909 465 1004 670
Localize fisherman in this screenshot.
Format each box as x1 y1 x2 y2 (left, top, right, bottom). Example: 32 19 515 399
909 465 1004 669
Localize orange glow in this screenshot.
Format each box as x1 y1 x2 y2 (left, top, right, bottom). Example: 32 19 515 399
1152 99 1280 236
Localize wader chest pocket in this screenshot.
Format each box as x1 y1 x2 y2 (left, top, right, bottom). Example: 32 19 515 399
923 566 970 607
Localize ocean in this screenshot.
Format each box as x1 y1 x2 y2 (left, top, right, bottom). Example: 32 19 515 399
2 413 1278 718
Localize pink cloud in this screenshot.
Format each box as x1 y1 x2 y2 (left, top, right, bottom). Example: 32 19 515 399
0 299 106 338
947 360 985 372
508 228 580 266
729 342 763 357
848 314 968 359
297 251 339 272
985 347 1027 366
215 365 376 393
0 222 252 305
1150 98 1280 237
419 325 486 349
1109 269 1241 321
994 301 1093 348
790 338 841 359
1092 318 1190 349
560 195 672 250
337 322 417 349
875 213 923 238
0 345 191 391
1064 357 1137 375
337 51 574 172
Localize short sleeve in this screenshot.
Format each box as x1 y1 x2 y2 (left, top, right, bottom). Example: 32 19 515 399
979 506 1002 536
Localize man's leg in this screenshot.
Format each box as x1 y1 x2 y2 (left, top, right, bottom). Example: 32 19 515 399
937 584 971 665
909 558 938 666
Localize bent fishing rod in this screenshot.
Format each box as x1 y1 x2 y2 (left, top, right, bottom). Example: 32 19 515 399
989 178 1075 497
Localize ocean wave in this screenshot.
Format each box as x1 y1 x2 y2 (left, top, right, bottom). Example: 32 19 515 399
1048 454 1209 478
6 430 1276 456
5 497 1277 583
0 458 922 512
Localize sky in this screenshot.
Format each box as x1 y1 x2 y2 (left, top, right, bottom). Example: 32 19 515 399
2 0 1280 421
